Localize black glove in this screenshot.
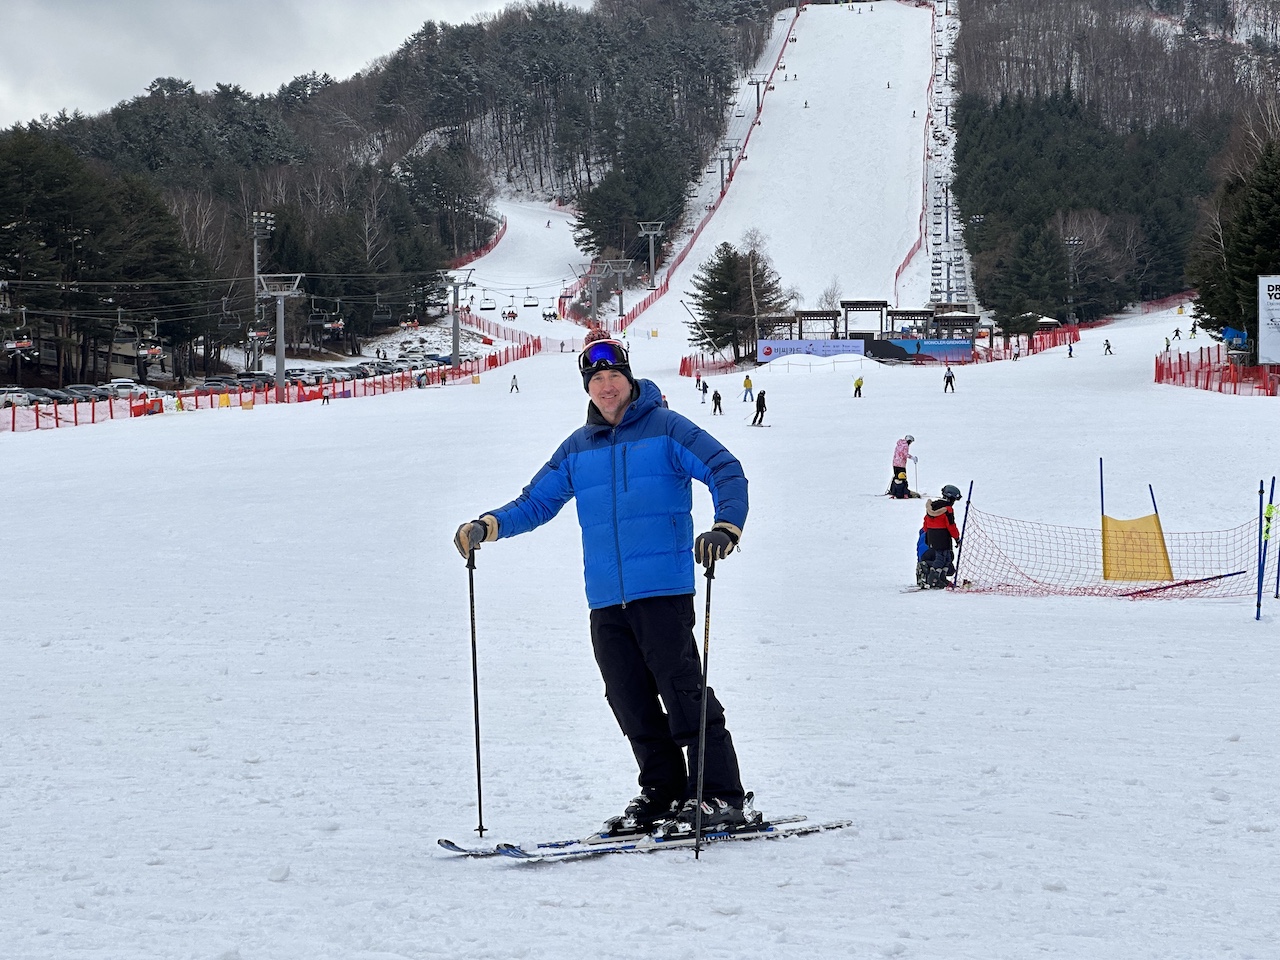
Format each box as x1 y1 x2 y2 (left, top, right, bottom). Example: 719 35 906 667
694 522 741 567
453 516 495 558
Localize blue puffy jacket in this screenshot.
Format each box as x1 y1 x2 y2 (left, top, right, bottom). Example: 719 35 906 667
488 379 748 609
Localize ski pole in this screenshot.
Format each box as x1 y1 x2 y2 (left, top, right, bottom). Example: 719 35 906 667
693 556 715 860
951 480 974 589
912 459 919 496
467 548 486 836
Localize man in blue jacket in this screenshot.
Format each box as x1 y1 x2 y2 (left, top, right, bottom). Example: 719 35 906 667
454 335 749 836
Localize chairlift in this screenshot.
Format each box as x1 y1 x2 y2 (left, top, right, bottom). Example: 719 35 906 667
479 290 497 311
523 288 540 308
735 107 746 118
372 296 393 324
307 297 327 326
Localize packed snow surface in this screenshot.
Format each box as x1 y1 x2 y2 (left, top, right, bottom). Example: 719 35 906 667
3 4 1278 959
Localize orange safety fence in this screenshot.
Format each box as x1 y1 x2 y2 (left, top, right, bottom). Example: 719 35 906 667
2 341 542 434
1155 344 1279 398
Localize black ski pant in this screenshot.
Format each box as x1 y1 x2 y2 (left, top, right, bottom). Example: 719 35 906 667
589 594 744 808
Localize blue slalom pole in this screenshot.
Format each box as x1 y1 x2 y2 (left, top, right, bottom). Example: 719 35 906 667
1257 480 1268 621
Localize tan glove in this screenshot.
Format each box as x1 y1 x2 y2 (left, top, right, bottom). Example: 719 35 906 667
453 514 499 558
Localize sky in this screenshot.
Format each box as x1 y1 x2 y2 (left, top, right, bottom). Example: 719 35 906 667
4 4 1279 958
0 0 591 128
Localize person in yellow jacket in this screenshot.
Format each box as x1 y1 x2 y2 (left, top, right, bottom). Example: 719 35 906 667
853 376 864 398
742 374 754 402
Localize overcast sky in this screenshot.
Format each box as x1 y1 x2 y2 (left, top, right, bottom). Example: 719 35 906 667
1 0 592 128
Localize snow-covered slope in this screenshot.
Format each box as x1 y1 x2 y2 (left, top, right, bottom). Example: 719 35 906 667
3 4 1277 959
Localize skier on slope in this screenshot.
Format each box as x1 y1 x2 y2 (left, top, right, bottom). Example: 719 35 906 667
892 434 916 486
917 485 963 589
453 331 751 837
751 390 767 425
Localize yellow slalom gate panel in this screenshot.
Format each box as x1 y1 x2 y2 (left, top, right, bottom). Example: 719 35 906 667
1102 513 1174 581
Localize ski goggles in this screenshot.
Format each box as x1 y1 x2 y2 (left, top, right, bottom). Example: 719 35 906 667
579 338 629 373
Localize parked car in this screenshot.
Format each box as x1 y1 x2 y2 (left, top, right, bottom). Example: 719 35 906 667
0 386 33 408
32 387 77 404
65 384 112 400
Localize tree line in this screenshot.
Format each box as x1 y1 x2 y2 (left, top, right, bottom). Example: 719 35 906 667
2 0 787 382
951 0 1280 343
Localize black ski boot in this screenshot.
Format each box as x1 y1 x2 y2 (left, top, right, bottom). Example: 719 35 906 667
600 792 678 837
661 792 759 837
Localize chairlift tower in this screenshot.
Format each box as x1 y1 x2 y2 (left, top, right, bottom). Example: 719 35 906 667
437 268 474 371
636 223 664 290
718 139 742 196
605 260 634 320
585 263 612 326
257 273 305 401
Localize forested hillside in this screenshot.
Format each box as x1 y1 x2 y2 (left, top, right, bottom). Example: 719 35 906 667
951 0 1280 343
1 0 784 381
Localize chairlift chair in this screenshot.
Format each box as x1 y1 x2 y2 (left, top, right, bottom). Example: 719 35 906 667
523 288 540 308
372 303 393 323
479 290 497 311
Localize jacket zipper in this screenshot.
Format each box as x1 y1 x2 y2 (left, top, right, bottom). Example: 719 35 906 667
610 428 627 607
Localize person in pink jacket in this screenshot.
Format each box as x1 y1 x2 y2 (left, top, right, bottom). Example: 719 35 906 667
892 435 916 485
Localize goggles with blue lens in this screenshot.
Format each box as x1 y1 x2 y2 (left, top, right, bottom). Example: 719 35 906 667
579 338 630 373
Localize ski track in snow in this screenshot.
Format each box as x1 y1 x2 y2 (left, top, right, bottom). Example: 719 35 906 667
3 4 1278 959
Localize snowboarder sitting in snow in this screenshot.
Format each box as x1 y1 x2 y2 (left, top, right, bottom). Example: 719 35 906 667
917 484 963 589
453 330 752 838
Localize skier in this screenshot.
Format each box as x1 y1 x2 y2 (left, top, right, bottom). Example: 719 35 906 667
1190 321 1198 339
853 376 864 398
891 434 916 486
701 380 709 404
1173 327 1181 340
1104 339 1113 355
1012 343 1020 361
889 471 912 500
751 390 767 426
1164 337 1170 352
711 389 723 415
917 484 963 589
695 373 702 393
510 374 519 393
943 366 956 393
742 374 754 402
452 333 751 836
1068 342 1074 358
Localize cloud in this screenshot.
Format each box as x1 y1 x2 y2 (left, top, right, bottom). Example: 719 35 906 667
1 0 591 127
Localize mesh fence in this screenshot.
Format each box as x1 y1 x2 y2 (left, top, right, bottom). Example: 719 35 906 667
955 507 1275 599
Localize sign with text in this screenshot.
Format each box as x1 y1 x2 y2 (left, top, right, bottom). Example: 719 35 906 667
757 339 865 362
1259 276 1280 365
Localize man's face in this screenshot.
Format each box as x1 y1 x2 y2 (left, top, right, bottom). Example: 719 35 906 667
588 369 632 425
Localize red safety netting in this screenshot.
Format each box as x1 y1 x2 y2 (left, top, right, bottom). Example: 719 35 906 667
1155 345 1280 398
955 506 1273 599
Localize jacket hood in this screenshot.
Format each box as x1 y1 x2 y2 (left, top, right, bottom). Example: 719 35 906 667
925 499 953 517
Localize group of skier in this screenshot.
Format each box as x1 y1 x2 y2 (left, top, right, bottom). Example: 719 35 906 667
888 434 963 590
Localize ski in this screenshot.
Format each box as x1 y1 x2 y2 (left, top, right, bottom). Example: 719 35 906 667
496 816 850 863
438 829 651 859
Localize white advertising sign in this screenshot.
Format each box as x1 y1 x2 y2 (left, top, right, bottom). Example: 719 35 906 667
757 339 865 362
1259 276 1280 365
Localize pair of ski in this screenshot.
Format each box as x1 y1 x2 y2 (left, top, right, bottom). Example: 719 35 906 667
439 813 852 863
